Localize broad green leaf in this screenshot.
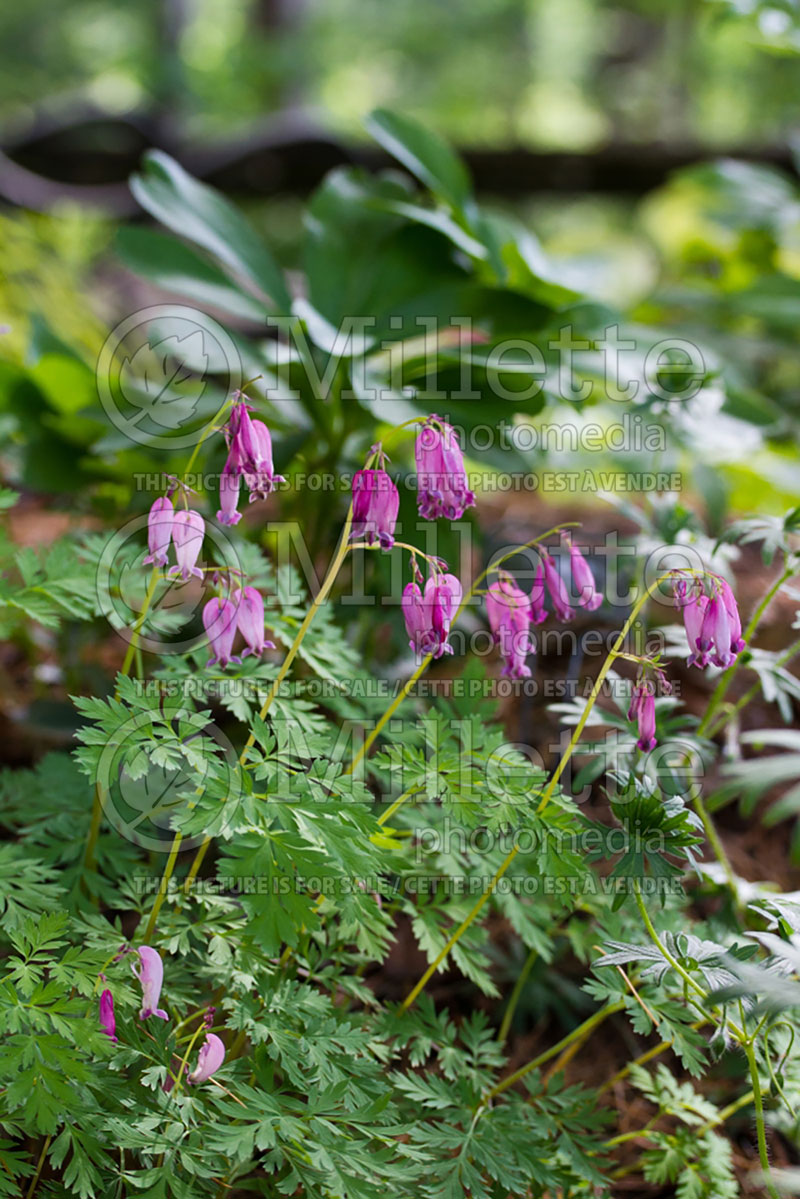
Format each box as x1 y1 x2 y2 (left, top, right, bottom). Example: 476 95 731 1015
116 226 269 323
366 109 472 211
130 150 291 310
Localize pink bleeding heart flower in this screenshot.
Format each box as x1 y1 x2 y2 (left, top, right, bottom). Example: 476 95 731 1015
675 579 710 667
168 510 205 581
133 946 168 1021
350 468 400 550
232 586 275 658
628 680 657 751
218 402 284 525
99 989 117 1043
541 552 573 623
402 572 462 660
719 578 746 655
701 592 735 669
486 576 534 679
143 496 174 568
243 420 284 502
217 469 242 527
203 597 240 669
530 560 548 625
563 534 603 611
674 575 745 670
415 418 476 521
188 1032 226 1084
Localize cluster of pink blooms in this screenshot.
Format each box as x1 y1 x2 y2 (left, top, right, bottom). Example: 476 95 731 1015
483 534 603 680
202 586 275 669
217 398 285 527
402 565 462 660
347 417 476 552
99 946 225 1086
143 497 205 581
625 573 746 752
675 575 746 670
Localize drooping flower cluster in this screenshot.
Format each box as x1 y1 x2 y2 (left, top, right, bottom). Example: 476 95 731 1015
483 537 603 677
143 498 205 580
402 567 462 661
415 417 476 521
98 946 225 1086
218 399 285 527
202 584 275 669
675 575 746 669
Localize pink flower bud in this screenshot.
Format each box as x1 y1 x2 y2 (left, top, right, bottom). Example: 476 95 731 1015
486 578 534 679
530 561 548 625
563 534 603 611
542 552 573 622
217 470 242 527
402 572 461 660
202 597 240 669
168 510 205 581
143 496 174 567
628 681 657 751
244 420 284 501
99 989 117 1042
415 419 476 520
133 946 168 1021
350 468 400 549
188 1032 226 1084
232 586 275 658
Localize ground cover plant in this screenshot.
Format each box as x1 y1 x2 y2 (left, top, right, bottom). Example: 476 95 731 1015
1 110 800 1198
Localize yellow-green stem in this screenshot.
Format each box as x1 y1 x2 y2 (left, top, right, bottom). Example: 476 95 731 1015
633 883 708 1001
744 1039 780 1199
498 945 539 1043
377 785 423 828
25 1134 51 1199
347 656 432 777
142 834 183 943
485 999 626 1101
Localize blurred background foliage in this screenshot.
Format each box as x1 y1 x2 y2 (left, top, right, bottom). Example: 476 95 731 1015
1 0 799 529
2 0 800 147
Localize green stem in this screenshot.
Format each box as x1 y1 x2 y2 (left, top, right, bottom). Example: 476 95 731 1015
25 1135 51 1199
498 945 539 1043
348 656 432 777
377 785 423 828
120 567 160 679
697 566 794 738
744 1039 780 1199
486 1000 626 1101
693 790 738 898
141 833 183 943
634 884 707 1000
181 396 232 481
